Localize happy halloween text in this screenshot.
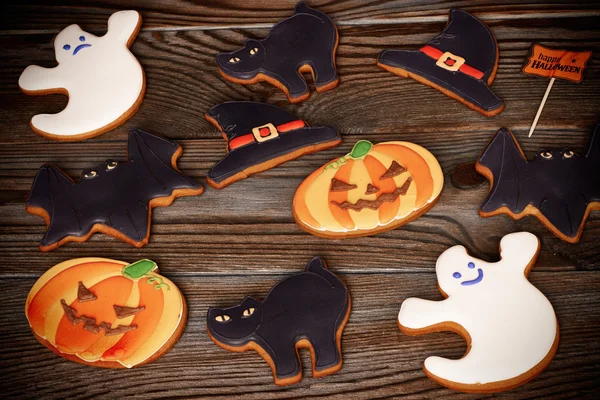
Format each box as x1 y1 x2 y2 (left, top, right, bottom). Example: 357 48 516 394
528 53 582 74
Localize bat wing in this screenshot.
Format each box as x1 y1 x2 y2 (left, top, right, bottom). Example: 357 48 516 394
27 165 85 247
127 129 202 196
477 128 529 214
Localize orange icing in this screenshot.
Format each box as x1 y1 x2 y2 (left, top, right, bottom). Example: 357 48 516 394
329 159 356 229
363 155 401 224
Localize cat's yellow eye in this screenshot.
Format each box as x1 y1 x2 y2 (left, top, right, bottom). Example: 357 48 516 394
215 314 231 322
228 57 241 63
243 307 255 317
250 47 259 55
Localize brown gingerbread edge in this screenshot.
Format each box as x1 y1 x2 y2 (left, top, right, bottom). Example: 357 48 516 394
292 180 443 239
397 235 560 393
26 139 204 251
31 296 187 369
204 113 342 190
474 127 600 243
19 13 146 142
206 262 352 386
217 25 340 104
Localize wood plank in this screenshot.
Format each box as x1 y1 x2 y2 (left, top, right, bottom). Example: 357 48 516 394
1 19 599 145
1 1 599 32
1 272 599 398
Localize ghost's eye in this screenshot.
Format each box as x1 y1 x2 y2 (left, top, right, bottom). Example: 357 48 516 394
453 272 462 279
83 169 97 179
79 36 85 42
250 47 259 55
215 315 231 323
330 178 358 192
540 151 553 159
228 57 241 64
468 262 475 269
242 307 255 317
63 44 71 51
562 150 575 159
105 160 118 170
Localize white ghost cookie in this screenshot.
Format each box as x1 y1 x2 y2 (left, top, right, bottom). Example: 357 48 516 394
18 10 145 140
398 232 559 393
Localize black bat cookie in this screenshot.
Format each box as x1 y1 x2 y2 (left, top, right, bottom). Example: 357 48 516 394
207 257 351 386
476 126 600 243
27 129 204 251
216 1 339 103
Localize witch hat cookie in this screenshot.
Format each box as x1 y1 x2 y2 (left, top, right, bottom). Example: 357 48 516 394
377 9 503 117
205 101 341 189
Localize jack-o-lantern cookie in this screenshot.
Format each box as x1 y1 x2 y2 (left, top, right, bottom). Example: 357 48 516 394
398 232 559 392
18 10 145 141
25 258 186 368
293 140 444 238
207 257 350 386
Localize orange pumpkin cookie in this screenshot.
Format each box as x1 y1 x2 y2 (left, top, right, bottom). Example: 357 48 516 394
25 258 186 368
293 140 444 238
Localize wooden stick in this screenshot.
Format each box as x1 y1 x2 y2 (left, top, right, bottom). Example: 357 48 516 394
528 77 555 138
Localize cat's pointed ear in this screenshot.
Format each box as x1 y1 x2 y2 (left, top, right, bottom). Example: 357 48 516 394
306 256 327 273
241 296 261 308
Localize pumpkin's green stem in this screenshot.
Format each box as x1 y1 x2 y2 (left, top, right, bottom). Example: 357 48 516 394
123 259 157 279
350 140 373 159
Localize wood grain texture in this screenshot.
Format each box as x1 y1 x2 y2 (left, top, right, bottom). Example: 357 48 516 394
0 1 599 398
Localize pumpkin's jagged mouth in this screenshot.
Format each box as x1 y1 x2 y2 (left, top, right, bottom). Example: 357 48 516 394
331 178 412 211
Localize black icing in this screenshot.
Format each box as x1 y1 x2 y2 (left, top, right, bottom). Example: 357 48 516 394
216 1 338 99
206 101 340 184
378 9 502 113
207 257 350 381
27 129 202 248
477 125 600 239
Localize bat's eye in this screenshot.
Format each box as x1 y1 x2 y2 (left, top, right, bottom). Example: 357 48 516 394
105 160 118 170
215 315 231 323
540 151 553 159
242 307 255 317
250 47 259 55
83 169 97 179
228 57 241 63
562 150 575 159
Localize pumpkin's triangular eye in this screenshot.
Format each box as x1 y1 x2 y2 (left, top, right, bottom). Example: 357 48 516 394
380 161 407 179
215 315 231 322
242 307 255 317
330 178 358 192
77 281 97 302
114 305 146 319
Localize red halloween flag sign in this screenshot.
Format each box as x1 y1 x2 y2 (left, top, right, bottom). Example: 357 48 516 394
522 44 592 137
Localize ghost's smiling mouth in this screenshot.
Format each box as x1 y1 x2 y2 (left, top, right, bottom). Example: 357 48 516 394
461 268 484 286
73 44 92 55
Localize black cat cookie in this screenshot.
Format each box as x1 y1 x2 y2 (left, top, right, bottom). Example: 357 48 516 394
377 9 503 117
26 129 204 251
216 2 339 103
205 101 341 189
207 257 351 386
476 125 600 243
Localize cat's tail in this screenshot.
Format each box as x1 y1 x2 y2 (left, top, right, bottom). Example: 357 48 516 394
305 257 345 289
295 2 331 24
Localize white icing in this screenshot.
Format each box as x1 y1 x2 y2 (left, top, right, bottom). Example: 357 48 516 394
398 232 557 386
18 10 144 137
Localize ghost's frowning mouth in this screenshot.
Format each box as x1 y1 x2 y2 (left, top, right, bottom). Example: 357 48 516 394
73 44 92 55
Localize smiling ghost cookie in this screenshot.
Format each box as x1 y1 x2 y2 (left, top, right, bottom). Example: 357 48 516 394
216 2 339 103
207 257 351 386
293 140 444 238
398 232 559 392
18 10 145 140
25 258 186 368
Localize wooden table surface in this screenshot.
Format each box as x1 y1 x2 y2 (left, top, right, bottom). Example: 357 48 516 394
1 1 599 398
